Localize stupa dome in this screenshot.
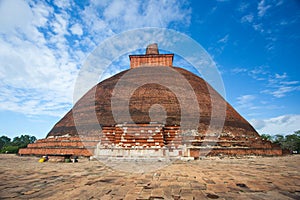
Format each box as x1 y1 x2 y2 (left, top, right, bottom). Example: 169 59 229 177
47 66 256 138
19 44 282 158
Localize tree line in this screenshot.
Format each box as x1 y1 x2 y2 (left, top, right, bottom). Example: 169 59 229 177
0 135 37 154
260 130 300 153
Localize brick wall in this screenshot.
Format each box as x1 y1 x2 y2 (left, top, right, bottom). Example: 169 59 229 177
18 147 93 157
19 123 283 158
189 148 283 158
129 54 174 68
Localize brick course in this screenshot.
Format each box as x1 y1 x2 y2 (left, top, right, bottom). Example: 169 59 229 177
129 54 174 68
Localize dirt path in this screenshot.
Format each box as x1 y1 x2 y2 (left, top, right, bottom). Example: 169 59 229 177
0 154 299 199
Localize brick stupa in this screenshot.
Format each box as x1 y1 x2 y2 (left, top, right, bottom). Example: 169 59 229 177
19 44 282 159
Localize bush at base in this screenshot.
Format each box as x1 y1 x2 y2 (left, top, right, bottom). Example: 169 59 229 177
1 146 19 154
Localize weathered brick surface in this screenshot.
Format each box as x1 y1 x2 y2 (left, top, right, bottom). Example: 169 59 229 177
18 136 99 156
18 147 93 156
19 122 282 157
19 122 282 158
47 66 260 140
189 148 282 158
129 54 174 68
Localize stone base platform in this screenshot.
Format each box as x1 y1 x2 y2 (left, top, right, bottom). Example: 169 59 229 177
18 136 99 157
19 123 283 158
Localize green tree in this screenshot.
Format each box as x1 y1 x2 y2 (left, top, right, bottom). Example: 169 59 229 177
282 131 300 152
260 134 272 141
259 131 300 153
272 134 285 145
0 136 11 149
1 134 37 153
1 146 19 154
11 135 37 148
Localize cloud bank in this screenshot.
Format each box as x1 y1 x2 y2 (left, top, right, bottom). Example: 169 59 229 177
0 0 191 117
250 114 300 136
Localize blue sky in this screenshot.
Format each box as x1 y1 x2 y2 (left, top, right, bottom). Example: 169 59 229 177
0 0 299 139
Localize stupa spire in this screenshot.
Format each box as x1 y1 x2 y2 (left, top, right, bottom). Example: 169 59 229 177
129 43 174 68
146 43 159 55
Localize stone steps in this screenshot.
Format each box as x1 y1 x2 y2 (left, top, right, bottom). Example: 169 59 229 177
19 136 101 156
27 141 98 148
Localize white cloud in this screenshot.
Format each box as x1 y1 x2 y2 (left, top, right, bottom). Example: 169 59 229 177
231 67 300 98
275 72 287 79
238 1 287 51
237 2 249 12
250 115 300 136
263 86 300 98
263 72 300 98
70 23 83 36
250 119 266 130
209 34 229 55
231 66 268 81
252 23 264 32
53 0 71 8
103 0 127 20
248 67 269 80
257 0 271 17
78 0 191 41
0 0 33 33
280 81 299 85
231 67 248 74
29 1 53 28
0 0 191 117
237 94 255 106
217 34 229 43
241 14 254 23
236 94 257 110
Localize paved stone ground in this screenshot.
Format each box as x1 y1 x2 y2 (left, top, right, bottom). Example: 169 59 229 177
0 154 300 199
